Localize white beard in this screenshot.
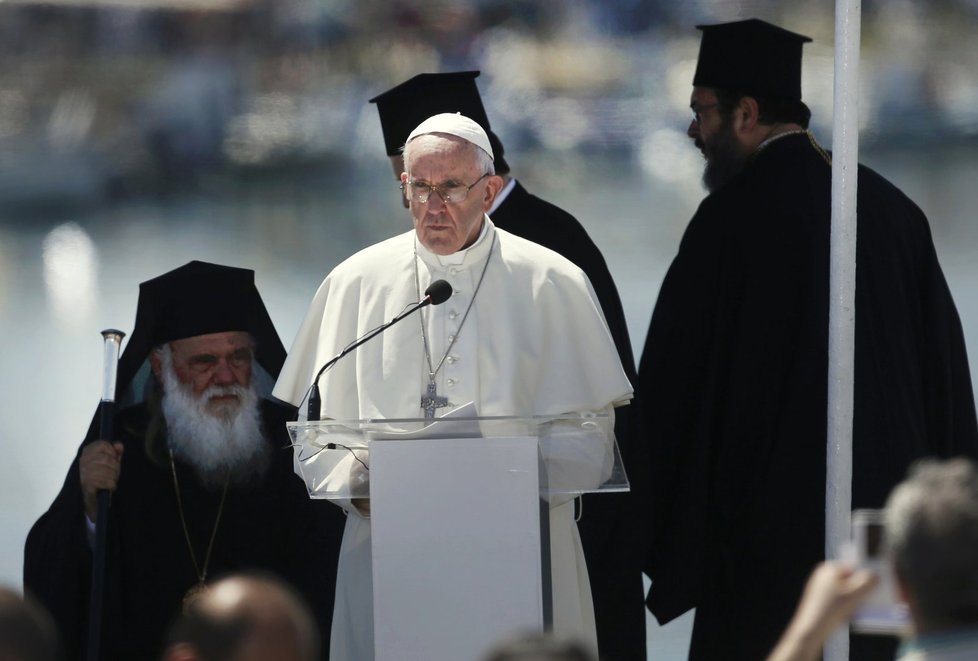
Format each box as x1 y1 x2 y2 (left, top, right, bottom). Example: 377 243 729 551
158 348 271 488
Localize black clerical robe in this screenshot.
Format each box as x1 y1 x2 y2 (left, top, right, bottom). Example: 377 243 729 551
24 401 344 661
639 133 978 661
492 181 648 660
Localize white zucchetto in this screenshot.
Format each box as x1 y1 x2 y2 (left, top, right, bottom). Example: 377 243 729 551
405 112 494 159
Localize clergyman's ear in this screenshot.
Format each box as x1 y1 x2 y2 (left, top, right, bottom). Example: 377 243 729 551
149 347 164 380
737 96 760 132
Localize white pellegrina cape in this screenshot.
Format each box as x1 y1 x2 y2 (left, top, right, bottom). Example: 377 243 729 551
274 217 633 661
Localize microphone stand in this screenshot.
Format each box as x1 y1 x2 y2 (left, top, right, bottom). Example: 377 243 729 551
87 329 125 661
307 297 434 421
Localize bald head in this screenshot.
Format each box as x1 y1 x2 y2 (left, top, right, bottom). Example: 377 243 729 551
163 575 318 661
483 632 595 661
0 587 60 661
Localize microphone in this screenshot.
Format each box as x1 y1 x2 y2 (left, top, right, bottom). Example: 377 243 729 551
426 279 452 305
306 279 453 420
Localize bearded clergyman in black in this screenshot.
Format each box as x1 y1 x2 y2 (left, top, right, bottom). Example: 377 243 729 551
24 261 344 661
637 19 978 661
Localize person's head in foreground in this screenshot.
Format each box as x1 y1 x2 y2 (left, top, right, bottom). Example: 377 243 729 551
768 458 978 661
885 457 978 635
483 632 595 661
162 574 319 661
0 587 61 661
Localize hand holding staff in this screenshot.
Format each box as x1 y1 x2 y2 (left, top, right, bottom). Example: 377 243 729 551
79 441 124 522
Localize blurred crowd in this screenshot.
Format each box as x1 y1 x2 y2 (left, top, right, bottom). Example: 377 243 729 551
3 0 978 209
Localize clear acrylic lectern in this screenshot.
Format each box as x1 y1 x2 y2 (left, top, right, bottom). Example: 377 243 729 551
287 412 628 661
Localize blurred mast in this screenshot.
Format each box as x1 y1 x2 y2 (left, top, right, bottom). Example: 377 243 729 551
826 0 861 660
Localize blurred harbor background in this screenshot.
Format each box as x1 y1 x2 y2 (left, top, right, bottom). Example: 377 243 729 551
2 1 978 657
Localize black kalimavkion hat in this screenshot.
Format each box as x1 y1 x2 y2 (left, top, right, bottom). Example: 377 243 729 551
113 260 285 403
369 71 510 173
693 18 812 101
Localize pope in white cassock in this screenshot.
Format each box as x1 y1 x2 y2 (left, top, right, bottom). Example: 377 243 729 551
273 113 633 660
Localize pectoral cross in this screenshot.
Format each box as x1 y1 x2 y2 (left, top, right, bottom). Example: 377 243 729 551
420 380 448 419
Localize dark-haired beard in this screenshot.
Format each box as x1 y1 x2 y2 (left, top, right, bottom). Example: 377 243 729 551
159 352 270 489
702 118 751 193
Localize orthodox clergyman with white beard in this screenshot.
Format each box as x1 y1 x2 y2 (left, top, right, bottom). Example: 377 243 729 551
24 261 344 661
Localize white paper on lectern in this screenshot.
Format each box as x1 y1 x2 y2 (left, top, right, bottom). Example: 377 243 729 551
366 401 481 440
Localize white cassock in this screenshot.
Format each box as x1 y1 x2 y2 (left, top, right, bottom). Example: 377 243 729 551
273 217 633 661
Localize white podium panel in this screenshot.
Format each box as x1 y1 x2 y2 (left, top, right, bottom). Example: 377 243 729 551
369 436 548 661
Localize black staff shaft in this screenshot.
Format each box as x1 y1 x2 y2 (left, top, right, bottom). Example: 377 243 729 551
87 329 125 661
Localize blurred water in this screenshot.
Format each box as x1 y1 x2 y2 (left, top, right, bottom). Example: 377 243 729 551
1 144 976 659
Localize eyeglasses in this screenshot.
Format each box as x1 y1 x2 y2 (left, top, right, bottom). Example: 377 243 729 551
691 103 719 124
402 173 490 205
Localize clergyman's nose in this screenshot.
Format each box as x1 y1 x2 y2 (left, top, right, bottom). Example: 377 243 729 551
212 360 235 385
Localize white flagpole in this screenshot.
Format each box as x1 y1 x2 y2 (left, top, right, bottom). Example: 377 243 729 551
826 0 861 659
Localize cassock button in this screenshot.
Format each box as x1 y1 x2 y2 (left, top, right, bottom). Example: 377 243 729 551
447 378 456 386
446 356 457 364
448 334 455 342
449 267 459 275
448 310 458 320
